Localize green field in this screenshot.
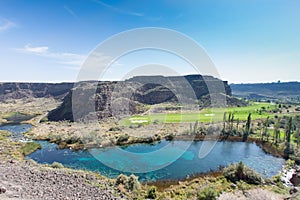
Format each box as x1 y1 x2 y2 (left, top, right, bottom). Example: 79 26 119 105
119 102 283 125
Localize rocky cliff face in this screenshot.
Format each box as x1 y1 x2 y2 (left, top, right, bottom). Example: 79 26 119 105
48 75 234 122
0 82 73 101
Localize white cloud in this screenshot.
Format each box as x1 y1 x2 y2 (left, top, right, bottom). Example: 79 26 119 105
24 44 49 53
17 44 86 66
0 18 16 32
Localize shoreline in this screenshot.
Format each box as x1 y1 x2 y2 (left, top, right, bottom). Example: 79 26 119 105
0 122 294 199
0 122 289 182
30 133 287 159
26 136 287 185
145 170 224 191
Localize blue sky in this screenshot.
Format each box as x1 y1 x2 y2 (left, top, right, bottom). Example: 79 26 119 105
0 0 299 83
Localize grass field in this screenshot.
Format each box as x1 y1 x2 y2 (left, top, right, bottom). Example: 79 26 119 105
119 102 287 126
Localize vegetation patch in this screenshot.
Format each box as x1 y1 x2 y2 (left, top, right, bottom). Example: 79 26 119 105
198 186 219 200
20 142 42 156
146 186 157 199
0 130 11 140
119 102 283 125
51 161 64 169
115 174 140 193
223 161 262 185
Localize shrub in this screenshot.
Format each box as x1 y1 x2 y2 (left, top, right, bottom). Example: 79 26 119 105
236 180 251 190
116 134 129 144
154 134 162 141
198 187 218 200
65 136 79 144
223 162 262 185
116 174 128 186
128 174 140 191
51 162 64 168
115 174 140 191
285 159 295 169
146 186 157 199
272 175 285 189
0 130 11 140
109 127 122 131
165 134 174 141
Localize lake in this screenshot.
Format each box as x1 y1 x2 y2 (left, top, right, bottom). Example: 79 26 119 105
0 123 285 182
26 140 285 181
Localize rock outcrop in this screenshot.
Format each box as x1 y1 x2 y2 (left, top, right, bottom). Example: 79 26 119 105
0 83 73 101
48 75 237 122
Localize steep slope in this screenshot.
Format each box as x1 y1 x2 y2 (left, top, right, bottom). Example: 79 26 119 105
48 75 238 122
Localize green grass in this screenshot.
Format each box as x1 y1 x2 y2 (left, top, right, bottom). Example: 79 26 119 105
0 130 11 140
119 102 286 126
20 142 42 156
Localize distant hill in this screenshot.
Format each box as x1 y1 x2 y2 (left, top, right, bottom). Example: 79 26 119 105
0 82 73 101
231 82 300 102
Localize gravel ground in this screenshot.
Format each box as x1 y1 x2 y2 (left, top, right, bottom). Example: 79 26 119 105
0 160 124 200
218 188 285 200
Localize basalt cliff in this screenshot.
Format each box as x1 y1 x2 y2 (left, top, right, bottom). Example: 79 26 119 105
0 82 73 101
46 75 244 122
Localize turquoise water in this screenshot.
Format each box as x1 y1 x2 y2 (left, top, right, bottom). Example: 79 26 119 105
0 123 284 181
27 140 285 181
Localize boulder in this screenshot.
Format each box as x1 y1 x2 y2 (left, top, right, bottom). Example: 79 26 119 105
0 186 6 194
291 172 300 186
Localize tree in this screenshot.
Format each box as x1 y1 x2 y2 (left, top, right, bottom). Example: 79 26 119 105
295 128 300 148
146 186 157 199
285 117 293 143
230 112 235 133
227 112 232 133
194 120 199 135
236 118 240 136
274 117 281 144
284 116 294 158
243 113 251 141
261 117 270 142
222 112 226 135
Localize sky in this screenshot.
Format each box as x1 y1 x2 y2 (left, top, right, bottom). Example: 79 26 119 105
0 0 299 83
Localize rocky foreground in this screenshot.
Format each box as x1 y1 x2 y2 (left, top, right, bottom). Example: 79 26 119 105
0 160 123 200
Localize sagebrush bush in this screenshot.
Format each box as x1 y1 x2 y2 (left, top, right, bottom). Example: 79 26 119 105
223 161 262 185
147 186 157 199
115 174 140 191
116 174 128 185
128 174 140 191
109 127 122 131
51 162 64 169
198 187 218 200
116 134 129 144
